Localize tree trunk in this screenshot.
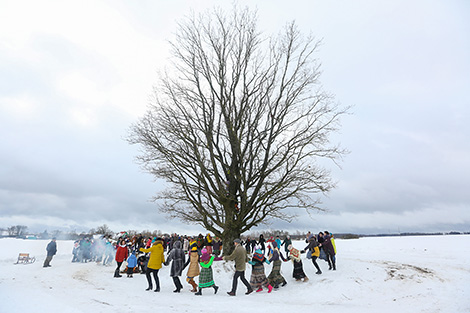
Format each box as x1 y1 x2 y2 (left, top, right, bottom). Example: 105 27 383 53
222 226 241 256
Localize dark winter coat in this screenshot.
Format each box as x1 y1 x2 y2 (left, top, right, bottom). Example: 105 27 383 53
258 235 266 251
166 241 186 277
322 236 336 256
46 240 57 256
304 237 320 257
281 237 292 252
244 238 252 252
304 237 319 251
212 240 222 251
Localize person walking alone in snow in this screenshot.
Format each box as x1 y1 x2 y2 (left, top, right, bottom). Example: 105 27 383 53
43 237 57 268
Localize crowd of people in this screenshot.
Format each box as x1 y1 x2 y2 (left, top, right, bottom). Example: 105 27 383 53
61 231 337 296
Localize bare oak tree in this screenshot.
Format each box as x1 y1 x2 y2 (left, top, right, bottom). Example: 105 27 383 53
128 7 347 253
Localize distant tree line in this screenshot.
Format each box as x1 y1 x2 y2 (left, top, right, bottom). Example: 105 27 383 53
1 224 468 240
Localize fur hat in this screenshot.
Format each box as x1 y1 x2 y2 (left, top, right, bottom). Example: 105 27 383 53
233 239 241 244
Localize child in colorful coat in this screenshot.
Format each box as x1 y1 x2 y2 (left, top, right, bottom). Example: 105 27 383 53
195 248 223 295
248 249 273 293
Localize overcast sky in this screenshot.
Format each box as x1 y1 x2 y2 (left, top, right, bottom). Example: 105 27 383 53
1 0 469 235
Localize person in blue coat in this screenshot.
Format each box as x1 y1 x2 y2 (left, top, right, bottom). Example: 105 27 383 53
43 238 57 268
127 251 138 277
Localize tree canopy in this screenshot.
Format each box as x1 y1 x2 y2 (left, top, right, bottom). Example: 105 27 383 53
128 7 347 252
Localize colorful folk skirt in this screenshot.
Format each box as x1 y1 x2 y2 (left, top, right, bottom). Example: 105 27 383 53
198 267 215 288
250 263 269 289
292 259 307 279
268 260 286 286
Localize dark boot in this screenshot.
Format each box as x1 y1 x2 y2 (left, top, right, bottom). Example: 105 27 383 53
173 277 183 292
195 288 202 295
213 285 219 294
114 269 122 278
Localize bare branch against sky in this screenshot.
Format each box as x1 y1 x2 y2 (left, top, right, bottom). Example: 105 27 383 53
0 0 469 235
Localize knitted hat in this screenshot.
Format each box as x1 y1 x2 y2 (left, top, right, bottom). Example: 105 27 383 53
200 251 211 262
233 239 241 244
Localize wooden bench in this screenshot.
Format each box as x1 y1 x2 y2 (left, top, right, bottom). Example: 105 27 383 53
15 253 36 264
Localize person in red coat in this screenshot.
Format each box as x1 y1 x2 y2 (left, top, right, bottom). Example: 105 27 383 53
114 239 129 277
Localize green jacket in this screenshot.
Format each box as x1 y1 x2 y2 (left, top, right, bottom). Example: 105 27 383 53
224 244 248 271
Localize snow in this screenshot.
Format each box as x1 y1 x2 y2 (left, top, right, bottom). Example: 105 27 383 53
0 235 469 313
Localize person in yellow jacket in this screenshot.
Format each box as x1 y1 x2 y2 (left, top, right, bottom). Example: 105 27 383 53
139 238 165 292
302 235 322 275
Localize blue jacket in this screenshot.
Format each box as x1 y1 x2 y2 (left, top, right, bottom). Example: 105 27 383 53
127 253 137 268
46 240 57 256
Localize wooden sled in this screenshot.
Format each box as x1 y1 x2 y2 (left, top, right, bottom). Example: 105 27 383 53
15 253 36 264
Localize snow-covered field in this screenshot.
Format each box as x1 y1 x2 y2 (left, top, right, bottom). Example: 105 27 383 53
0 235 469 313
